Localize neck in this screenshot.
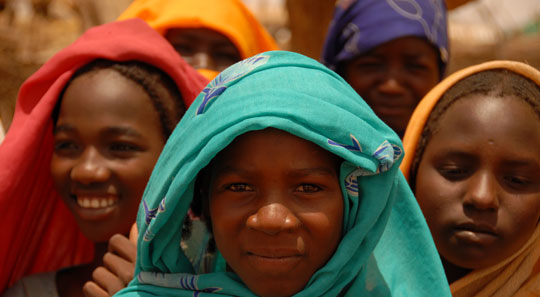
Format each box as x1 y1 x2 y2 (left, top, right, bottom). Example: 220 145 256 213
442 258 471 284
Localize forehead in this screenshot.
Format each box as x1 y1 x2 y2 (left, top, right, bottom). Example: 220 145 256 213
165 28 236 47
429 94 540 157
59 69 157 123
365 36 438 58
212 129 340 171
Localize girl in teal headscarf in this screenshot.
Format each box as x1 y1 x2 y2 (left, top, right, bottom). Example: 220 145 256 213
115 50 451 296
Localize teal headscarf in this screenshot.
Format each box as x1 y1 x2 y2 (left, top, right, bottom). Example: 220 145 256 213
116 51 450 296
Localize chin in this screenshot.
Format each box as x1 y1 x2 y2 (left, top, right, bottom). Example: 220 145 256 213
246 281 303 297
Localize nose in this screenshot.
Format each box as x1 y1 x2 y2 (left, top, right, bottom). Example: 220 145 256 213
377 68 407 95
247 202 300 235
70 148 110 185
463 171 499 211
190 52 213 70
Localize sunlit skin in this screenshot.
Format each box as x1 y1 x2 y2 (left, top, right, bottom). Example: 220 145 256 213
415 95 540 283
165 28 241 72
208 128 343 297
51 69 166 244
343 36 440 137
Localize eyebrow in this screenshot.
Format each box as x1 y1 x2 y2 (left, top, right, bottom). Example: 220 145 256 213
215 166 337 177
503 159 540 168
53 124 143 138
101 126 144 138
53 123 74 134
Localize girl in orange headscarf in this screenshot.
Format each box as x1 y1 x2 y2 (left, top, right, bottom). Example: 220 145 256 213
401 61 540 296
118 0 278 79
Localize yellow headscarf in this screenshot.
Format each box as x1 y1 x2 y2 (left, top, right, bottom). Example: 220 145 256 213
401 60 540 297
118 0 278 61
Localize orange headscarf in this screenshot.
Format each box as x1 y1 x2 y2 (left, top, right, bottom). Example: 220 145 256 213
118 0 278 61
401 60 540 296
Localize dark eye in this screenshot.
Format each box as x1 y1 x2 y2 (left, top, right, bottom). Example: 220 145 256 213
438 165 470 181
355 61 383 71
296 184 322 193
54 140 79 153
109 142 140 152
406 62 429 72
173 43 195 56
503 175 532 190
227 183 253 192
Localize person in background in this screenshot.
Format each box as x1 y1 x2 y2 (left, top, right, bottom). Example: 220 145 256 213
0 19 207 296
322 0 448 137
401 60 540 296
106 50 452 297
117 0 278 79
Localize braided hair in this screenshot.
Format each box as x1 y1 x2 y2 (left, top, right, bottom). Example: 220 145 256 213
410 68 540 189
53 59 185 140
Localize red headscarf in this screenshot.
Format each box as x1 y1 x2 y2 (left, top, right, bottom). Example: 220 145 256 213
0 18 208 291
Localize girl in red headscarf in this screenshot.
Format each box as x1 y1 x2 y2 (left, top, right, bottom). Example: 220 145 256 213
0 19 207 296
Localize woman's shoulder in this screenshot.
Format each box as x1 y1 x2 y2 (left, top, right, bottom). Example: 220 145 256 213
2 271 58 297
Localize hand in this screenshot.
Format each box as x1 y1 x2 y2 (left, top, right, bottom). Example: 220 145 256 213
83 224 138 297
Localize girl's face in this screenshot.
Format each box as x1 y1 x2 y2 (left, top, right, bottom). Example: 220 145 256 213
51 69 166 242
208 128 343 297
415 94 540 274
343 36 440 137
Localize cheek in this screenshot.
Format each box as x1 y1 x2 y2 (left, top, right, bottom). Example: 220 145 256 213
50 157 71 192
415 168 460 225
303 199 344 255
408 76 438 100
347 77 376 97
506 196 540 239
209 199 242 244
344 70 377 96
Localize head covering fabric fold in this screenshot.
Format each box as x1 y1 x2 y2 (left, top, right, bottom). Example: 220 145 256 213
116 50 451 297
321 0 448 75
0 18 207 292
118 0 278 60
401 60 540 296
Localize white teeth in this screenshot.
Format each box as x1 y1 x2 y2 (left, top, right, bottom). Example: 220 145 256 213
76 196 117 209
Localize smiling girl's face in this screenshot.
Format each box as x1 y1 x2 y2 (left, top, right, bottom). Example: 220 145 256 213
415 94 540 280
207 128 344 297
51 69 167 242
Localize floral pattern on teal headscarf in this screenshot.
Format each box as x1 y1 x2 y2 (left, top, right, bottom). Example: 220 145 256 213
116 51 450 297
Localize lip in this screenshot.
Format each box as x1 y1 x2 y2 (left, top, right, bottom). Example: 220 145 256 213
371 104 412 117
246 248 302 274
453 222 499 245
69 193 119 221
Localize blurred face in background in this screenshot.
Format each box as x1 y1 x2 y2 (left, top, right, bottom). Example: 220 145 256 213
166 28 242 72
342 36 440 137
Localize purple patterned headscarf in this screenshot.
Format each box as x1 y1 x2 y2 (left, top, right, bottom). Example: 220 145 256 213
322 0 448 76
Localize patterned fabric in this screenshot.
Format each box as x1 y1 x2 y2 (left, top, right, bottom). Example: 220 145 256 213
117 0 278 60
0 19 207 292
116 51 451 297
322 0 448 75
401 60 540 296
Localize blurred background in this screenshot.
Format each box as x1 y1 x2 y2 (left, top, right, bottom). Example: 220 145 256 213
1 0 539 132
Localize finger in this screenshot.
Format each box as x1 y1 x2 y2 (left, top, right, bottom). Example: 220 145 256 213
108 234 137 262
91 266 126 295
129 223 138 244
103 252 135 285
82 281 110 297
